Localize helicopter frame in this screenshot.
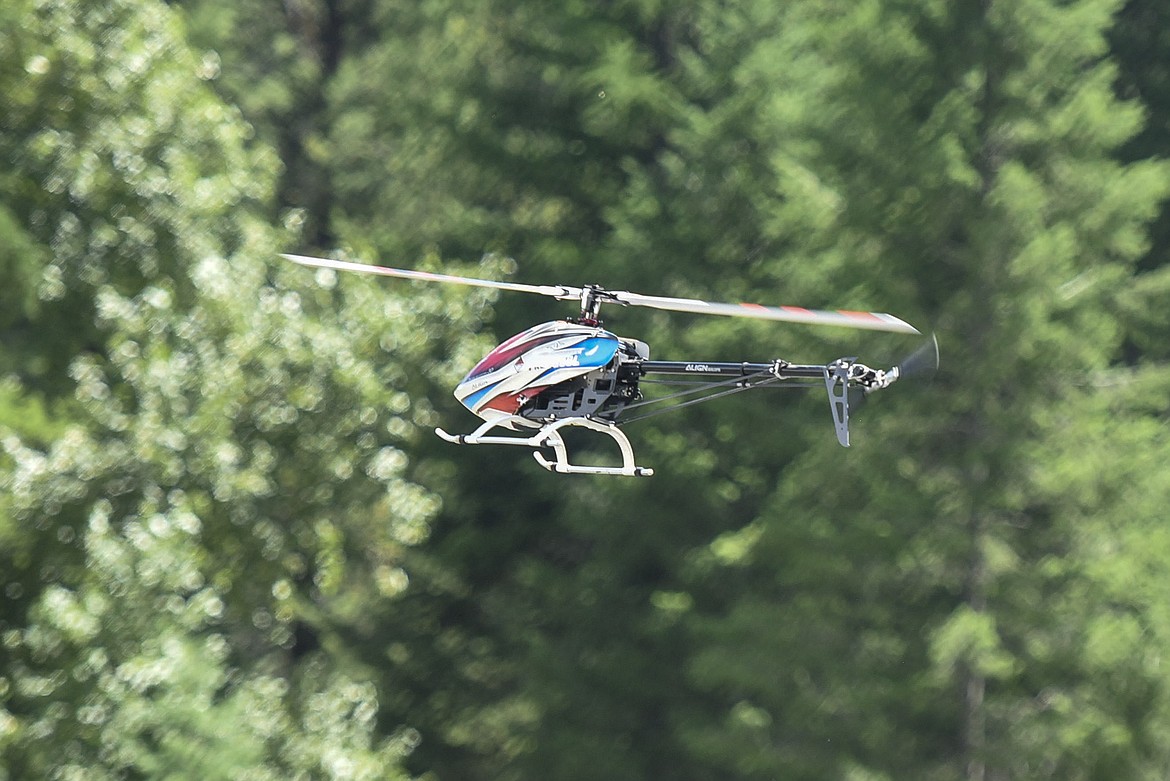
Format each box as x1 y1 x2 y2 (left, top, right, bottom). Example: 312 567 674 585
434 353 899 476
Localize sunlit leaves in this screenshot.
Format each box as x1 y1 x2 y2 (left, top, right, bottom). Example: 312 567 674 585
678 1 1170 779
0 0 498 777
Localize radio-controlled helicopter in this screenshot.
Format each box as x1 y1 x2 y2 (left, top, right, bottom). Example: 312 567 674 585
283 253 937 477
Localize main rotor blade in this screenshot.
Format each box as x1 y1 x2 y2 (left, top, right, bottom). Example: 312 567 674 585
283 253 920 334
612 291 921 335
281 253 577 299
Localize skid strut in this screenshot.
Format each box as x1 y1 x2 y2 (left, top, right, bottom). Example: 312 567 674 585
436 416 654 477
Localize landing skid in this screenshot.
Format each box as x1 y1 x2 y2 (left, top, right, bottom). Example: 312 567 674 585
436 416 654 477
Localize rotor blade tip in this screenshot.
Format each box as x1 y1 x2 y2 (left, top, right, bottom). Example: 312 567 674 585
280 252 316 265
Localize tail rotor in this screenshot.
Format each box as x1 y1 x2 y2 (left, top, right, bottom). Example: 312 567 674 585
834 333 938 445
893 332 940 384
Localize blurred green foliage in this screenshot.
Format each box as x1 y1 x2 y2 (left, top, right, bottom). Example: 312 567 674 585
3 0 1170 779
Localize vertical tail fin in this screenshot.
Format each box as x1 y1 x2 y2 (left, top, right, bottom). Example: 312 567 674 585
825 360 852 447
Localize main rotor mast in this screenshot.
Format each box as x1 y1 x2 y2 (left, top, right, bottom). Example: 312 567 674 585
573 284 625 324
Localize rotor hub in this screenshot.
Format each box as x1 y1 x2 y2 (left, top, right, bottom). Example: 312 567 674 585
574 284 626 324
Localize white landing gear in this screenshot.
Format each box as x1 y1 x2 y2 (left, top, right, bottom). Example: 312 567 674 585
436 416 654 477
